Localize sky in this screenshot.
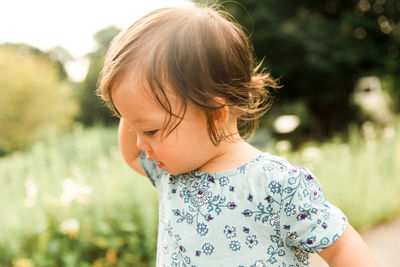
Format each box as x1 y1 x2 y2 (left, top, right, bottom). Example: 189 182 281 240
0 0 193 81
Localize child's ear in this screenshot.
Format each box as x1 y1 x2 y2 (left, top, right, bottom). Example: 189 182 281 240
212 97 230 126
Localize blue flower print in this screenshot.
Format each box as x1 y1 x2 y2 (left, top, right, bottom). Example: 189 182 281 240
297 213 310 221
227 202 237 209
202 242 214 255
171 235 192 266
229 240 241 251
265 236 286 264
265 195 273 203
139 152 348 266
205 214 214 221
268 180 281 194
223 225 236 239
173 210 195 224
185 213 194 224
306 236 316 245
284 202 297 216
242 210 253 217
173 209 180 216
245 235 259 248
287 231 299 240
191 189 213 207
242 202 279 226
219 176 230 186
267 213 280 228
238 163 248 174
171 253 178 261
262 163 274 171
250 260 266 267
294 247 310 265
262 159 287 172
196 222 209 236
306 173 314 180
333 233 341 243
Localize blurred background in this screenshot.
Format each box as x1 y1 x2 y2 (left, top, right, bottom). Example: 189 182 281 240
0 0 399 266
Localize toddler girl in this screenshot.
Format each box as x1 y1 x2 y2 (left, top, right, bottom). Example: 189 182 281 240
97 5 377 267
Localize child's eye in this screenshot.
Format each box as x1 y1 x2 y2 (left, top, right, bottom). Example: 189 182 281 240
143 129 158 136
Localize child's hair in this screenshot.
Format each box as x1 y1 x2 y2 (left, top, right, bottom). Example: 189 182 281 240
97 4 279 145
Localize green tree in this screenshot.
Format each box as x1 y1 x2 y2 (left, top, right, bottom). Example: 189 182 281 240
219 0 400 137
1 42 72 81
0 46 78 154
77 26 121 126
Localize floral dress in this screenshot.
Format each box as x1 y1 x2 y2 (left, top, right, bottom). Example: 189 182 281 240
140 151 347 267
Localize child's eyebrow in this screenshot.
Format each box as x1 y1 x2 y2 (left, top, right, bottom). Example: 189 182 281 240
131 116 162 124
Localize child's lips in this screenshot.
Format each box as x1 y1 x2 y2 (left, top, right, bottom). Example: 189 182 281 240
145 153 164 169
146 154 156 161
157 161 165 169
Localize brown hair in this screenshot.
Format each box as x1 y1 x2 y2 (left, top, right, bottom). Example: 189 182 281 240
97 5 279 145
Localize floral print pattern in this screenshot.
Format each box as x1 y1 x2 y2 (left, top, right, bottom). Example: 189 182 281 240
246 235 259 248
140 151 348 266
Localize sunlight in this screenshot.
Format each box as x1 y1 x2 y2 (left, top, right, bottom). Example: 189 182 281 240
0 0 193 81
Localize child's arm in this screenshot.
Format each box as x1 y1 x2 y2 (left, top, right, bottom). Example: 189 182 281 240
318 223 378 266
118 118 146 176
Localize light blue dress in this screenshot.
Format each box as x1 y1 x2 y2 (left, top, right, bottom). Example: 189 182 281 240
140 151 347 267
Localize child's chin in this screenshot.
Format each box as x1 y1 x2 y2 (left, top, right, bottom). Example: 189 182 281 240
166 169 180 175
167 168 190 176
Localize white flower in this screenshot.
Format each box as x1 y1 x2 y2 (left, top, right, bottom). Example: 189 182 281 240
273 115 300 134
361 121 376 140
97 158 108 169
60 178 92 205
24 177 38 208
383 127 395 140
275 140 292 153
60 218 80 239
302 146 322 163
338 144 350 155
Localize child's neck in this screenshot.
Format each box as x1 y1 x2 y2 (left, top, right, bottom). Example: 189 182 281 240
196 138 262 173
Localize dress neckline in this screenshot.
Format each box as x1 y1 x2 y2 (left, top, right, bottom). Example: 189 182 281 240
184 152 270 178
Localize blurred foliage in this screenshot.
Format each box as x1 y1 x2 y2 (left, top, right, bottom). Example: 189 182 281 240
382 75 400 112
212 0 400 138
76 26 121 126
1 43 72 81
0 46 78 155
0 125 157 267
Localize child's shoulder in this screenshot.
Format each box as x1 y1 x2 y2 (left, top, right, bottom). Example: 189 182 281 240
250 152 320 189
252 152 299 178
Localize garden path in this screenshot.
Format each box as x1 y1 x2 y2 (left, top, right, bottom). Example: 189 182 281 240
311 215 400 266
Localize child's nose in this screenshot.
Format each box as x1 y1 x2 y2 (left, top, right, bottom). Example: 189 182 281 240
136 134 150 151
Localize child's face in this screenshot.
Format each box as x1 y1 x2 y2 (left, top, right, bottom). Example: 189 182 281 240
112 70 217 175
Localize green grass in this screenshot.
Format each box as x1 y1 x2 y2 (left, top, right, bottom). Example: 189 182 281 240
0 122 399 265
0 125 158 266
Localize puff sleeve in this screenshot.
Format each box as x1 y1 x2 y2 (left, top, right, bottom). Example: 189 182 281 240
279 167 348 257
